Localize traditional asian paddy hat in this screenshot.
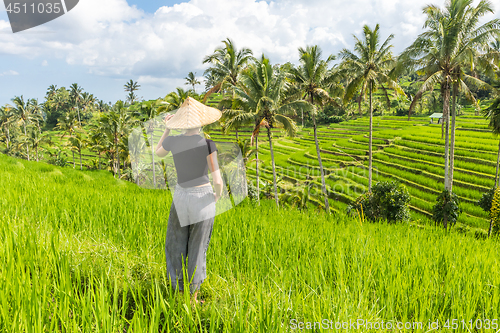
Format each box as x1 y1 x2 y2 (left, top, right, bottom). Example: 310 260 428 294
165 96 222 130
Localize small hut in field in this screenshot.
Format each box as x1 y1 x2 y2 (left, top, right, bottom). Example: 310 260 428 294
429 113 443 124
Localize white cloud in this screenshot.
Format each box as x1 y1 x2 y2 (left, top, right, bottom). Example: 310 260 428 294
0 70 19 76
42 60 48 66
0 19 10 31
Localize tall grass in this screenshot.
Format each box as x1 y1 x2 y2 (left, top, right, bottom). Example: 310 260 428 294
2 153 500 332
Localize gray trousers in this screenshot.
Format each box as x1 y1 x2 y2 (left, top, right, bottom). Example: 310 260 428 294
165 185 215 293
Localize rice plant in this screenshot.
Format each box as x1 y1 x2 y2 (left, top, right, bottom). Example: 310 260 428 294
4 153 500 331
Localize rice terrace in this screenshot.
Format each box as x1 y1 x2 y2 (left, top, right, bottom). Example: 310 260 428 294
1 0 500 331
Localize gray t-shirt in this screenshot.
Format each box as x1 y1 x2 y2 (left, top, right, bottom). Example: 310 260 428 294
162 134 218 188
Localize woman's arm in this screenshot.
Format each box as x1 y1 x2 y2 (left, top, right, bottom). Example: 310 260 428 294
155 115 174 158
207 151 223 202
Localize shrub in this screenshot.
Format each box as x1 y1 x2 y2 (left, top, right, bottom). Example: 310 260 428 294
489 187 500 236
477 187 496 213
258 177 285 199
432 190 462 228
279 184 311 211
87 158 100 170
306 104 346 126
47 147 68 167
346 181 411 223
327 115 344 124
395 107 408 117
247 179 259 201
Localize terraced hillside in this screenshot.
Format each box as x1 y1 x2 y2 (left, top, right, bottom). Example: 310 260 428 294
244 115 497 231
15 108 496 231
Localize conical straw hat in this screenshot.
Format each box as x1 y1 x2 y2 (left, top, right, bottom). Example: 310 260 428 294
165 96 222 129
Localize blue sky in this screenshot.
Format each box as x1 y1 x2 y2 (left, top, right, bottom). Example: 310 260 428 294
127 1 189 13
0 0 497 106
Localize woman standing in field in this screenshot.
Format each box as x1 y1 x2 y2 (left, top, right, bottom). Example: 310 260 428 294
155 97 223 304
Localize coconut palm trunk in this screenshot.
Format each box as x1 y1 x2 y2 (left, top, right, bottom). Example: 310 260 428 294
443 83 451 192
442 82 451 230
267 127 279 208
448 83 458 191
23 122 30 161
76 105 82 127
80 150 83 171
441 89 445 139
5 126 10 150
368 81 373 191
113 134 118 176
312 112 330 212
117 147 121 178
255 136 260 203
310 92 330 213
72 151 75 168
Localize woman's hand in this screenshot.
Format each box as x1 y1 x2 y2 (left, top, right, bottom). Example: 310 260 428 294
164 114 174 125
213 192 220 203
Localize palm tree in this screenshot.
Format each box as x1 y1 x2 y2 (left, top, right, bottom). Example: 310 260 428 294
218 96 253 140
290 45 343 212
236 138 257 164
203 38 255 139
29 98 44 133
47 87 71 127
202 38 253 102
81 92 96 114
9 96 37 160
231 55 311 207
97 109 120 176
55 110 79 139
491 39 500 52
157 88 195 112
483 98 500 186
67 129 87 170
70 83 83 126
124 79 141 104
339 24 405 191
89 118 114 172
54 110 79 167
399 0 500 199
96 100 109 113
98 101 135 178
132 99 164 187
203 71 218 94
184 72 201 92
46 84 58 98
136 100 161 121
449 66 495 191
86 125 107 170
19 126 53 162
218 99 268 202
0 106 13 150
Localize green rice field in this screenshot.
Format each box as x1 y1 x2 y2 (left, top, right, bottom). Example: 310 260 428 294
31 112 500 234
1 152 500 332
